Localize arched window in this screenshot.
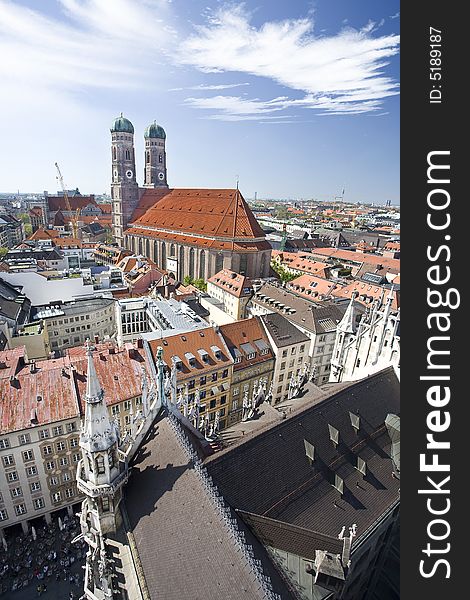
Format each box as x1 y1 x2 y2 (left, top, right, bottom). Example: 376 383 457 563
146 151 150 164
189 248 195 279
113 146 117 160
170 243 176 257
215 252 223 273
260 253 267 277
96 456 105 475
199 250 206 279
154 240 159 264
138 238 143 255
161 242 166 268
239 254 248 275
146 238 150 258
159 154 163 163
125 149 130 161
179 245 185 280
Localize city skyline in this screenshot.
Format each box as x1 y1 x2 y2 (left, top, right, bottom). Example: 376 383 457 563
0 0 400 204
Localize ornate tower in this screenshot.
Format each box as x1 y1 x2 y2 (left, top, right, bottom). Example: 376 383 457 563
143 121 168 188
110 114 139 247
330 293 358 382
77 342 128 534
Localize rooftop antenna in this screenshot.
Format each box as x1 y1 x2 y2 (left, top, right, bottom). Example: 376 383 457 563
236 175 239 190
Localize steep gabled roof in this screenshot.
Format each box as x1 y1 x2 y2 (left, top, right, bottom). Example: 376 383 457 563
128 188 265 241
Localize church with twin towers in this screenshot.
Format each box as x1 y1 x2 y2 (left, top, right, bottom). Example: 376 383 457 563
110 114 271 281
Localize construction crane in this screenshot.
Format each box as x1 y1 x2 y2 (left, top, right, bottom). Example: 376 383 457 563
55 162 79 238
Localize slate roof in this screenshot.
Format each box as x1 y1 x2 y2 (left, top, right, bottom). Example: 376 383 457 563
125 414 295 600
205 369 400 549
260 312 310 348
252 283 349 335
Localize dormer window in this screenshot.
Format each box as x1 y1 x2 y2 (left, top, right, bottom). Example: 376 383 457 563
211 346 222 360
185 352 196 368
198 349 210 363
173 356 183 370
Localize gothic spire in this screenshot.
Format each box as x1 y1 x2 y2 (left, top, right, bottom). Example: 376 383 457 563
80 340 118 453
338 292 358 334
85 340 104 404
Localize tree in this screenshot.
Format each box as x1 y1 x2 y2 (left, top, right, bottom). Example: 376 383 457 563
271 261 297 283
0 247 8 260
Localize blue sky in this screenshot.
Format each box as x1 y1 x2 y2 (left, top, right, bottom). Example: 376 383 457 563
0 1 400 203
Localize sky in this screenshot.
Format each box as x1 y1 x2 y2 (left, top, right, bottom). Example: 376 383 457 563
0 0 400 204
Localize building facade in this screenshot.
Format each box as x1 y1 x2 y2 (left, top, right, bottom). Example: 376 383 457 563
35 297 116 355
330 291 400 383
0 342 152 539
259 312 310 404
145 326 234 431
207 269 253 320
250 283 346 385
219 317 275 426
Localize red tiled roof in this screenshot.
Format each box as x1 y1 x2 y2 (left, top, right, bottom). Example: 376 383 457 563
207 269 253 298
332 281 400 310
47 195 97 212
0 342 152 434
287 274 342 300
128 188 265 242
28 228 61 240
219 317 274 371
29 207 43 217
147 327 233 380
308 248 400 272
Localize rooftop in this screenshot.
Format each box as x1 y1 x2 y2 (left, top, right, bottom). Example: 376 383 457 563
127 189 267 248
208 269 253 298
253 283 348 335
206 368 400 548
146 326 232 375
0 342 151 435
125 414 293 599
219 317 274 370
260 312 310 348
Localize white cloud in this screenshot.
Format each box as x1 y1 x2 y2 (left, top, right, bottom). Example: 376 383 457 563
178 4 399 117
170 82 250 91
0 0 175 93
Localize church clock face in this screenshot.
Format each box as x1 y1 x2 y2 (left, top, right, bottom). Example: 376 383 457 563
158 172 165 181
126 169 133 179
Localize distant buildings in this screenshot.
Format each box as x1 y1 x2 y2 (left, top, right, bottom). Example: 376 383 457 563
0 214 25 249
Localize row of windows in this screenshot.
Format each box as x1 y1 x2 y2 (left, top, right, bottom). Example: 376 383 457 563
281 345 305 358
4 480 43 498
0 487 77 521
1 423 77 449
44 453 80 471
42 438 79 456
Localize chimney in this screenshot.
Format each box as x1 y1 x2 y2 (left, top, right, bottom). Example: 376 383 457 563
94 335 99 345
137 338 143 349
